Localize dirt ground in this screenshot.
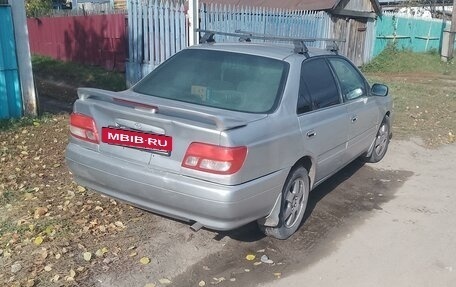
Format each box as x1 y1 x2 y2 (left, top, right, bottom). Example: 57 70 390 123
1 71 455 286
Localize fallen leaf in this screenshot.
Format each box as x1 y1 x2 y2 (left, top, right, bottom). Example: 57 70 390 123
69 269 76 278
253 262 262 266
11 262 22 273
65 269 76 281
77 186 86 192
34 236 43 246
34 207 48 219
198 280 206 286
245 254 256 261
273 272 282 278
25 279 35 287
230 278 236 282
129 251 138 257
44 226 55 236
144 284 156 287
50 274 60 282
44 265 52 272
35 248 48 261
139 257 150 264
159 278 172 285
83 252 92 262
95 248 108 257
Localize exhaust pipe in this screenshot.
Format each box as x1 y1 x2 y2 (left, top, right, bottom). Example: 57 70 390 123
190 222 203 232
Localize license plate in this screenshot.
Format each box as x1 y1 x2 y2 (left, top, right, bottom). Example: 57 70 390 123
101 127 172 152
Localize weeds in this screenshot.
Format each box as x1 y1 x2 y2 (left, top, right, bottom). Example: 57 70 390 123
0 113 55 132
32 55 126 91
362 47 455 75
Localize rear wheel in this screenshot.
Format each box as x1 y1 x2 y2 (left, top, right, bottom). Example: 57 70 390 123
365 116 390 163
259 167 309 240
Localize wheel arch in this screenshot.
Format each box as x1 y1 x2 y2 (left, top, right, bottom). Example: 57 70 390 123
292 155 316 189
258 155 315 228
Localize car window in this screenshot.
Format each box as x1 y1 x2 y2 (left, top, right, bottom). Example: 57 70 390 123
298 58 340 113
328 58 366 101
133 49 288 113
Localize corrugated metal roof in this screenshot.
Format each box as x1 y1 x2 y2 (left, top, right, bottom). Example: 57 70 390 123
201 0 337 10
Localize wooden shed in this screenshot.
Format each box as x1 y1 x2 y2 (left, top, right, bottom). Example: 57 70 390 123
201 0 382 66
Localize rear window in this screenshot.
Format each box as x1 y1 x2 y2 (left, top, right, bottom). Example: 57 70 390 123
133 49 288 113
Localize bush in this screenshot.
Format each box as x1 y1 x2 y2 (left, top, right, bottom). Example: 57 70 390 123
25 0 52 17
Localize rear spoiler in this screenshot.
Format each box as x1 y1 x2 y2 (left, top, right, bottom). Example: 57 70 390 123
77 88 249 131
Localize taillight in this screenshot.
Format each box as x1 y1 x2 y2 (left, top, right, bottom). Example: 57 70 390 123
182 143 247 175
69 113 99 143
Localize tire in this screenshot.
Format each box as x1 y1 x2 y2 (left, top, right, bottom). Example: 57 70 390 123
258 166 310 240
365 116 390 163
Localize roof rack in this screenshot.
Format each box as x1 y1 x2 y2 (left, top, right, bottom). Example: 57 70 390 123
196 29 344 57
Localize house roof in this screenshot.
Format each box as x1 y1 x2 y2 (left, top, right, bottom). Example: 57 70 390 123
201 0 382 14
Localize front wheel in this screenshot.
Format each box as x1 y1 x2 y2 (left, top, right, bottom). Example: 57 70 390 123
258 167 310 240
365 116 390 163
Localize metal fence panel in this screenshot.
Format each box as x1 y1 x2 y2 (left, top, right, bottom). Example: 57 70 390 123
27 14 127 71
374 14 447 56
0 5 22 119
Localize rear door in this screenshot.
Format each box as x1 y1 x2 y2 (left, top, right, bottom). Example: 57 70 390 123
327 57 379 162
297 58 349 182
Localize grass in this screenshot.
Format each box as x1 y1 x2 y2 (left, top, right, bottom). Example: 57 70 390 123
363 48 456 146
32 55 126 91
361 47 455 75
0 113 55 132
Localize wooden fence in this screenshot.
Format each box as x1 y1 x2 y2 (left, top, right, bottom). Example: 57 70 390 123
126 1 333 85
126 0 187 86
200 4 331 49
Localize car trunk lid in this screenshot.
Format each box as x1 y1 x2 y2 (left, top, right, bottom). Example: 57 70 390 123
74 88 266 174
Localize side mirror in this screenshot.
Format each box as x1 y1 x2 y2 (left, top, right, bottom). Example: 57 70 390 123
371 84 389 97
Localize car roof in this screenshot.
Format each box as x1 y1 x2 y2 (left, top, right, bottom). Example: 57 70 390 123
188 42 335 61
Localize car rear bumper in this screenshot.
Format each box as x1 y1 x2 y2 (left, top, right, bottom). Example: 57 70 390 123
65 143 287 231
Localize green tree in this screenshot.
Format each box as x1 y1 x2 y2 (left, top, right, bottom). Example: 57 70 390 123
25 0 52 17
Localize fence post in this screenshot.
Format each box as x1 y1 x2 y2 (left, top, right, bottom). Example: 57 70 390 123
188 0 199 45
445 0 456 61
10 0 37 116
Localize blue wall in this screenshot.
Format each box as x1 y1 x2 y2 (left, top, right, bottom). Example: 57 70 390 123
0 5 22 119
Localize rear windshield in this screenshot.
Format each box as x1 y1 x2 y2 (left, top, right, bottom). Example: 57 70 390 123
133 49 288 113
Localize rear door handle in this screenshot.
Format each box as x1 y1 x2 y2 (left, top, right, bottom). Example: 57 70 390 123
351 116 358 123
306 130 317 138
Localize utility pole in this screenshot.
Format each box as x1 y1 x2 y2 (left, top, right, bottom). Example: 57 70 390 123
448 0 456 60
10 0 37 116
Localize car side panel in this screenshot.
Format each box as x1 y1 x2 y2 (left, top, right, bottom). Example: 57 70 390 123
345 96 380 161
298 105 349 182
